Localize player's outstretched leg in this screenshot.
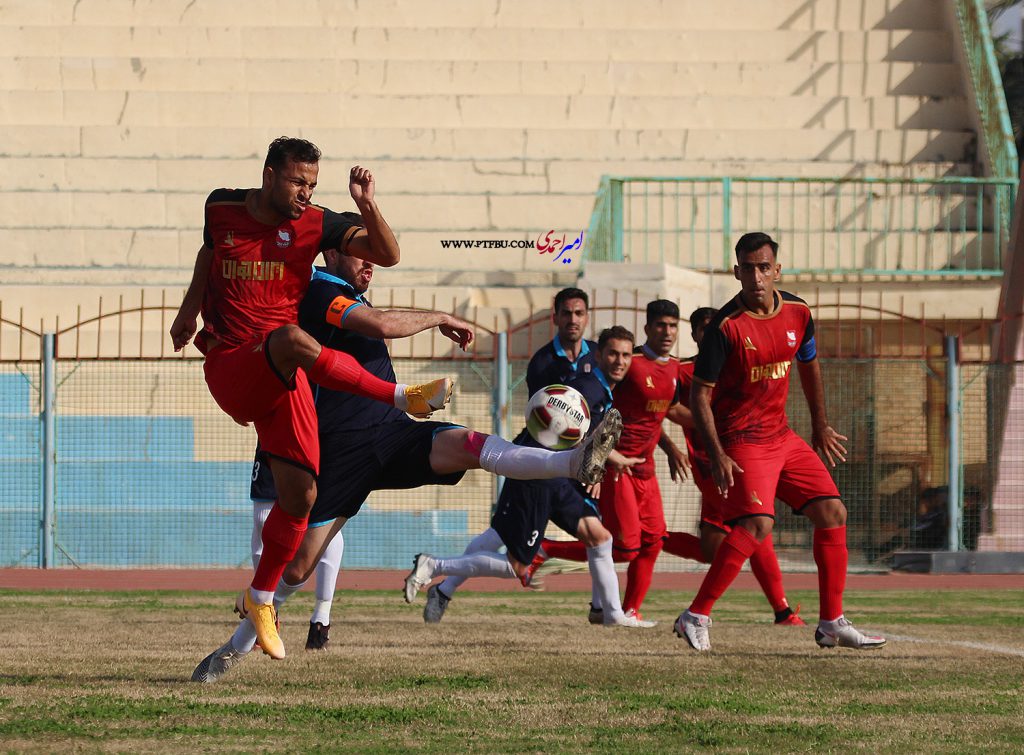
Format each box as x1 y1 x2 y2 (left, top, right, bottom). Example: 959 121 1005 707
747 534 805 626
673 610 712 651
405 551 516 603
191 639 249 684
275 327 455 416
569 409 623 485
462 410 623 486
424 528 505 623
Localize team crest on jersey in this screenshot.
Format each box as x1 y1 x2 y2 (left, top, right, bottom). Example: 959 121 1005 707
584 363 592 373
276 229 292 248
786 330 797 348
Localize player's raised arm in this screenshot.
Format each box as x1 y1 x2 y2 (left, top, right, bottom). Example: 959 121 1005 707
796 358 847 467
170 244 213 351
344 306 474 350
345 165 400 267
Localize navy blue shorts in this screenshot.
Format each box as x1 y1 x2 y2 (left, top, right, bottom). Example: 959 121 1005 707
250 420 465 524
491 478 600 565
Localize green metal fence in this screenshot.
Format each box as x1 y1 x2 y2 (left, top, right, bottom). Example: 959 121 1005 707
955 0 1019 182
585 176 1017 276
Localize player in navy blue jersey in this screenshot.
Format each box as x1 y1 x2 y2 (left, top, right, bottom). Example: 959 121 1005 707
403 327 654 629
192 242 624 682
525 287 598 396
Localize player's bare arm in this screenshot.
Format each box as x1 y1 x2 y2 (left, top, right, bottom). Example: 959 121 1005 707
345 165 400 267
691 380 743 495
658 430 690 482
607 449 645 482
796 358 848 467
170 244 213 351
665 402 696 430
342 307 475 350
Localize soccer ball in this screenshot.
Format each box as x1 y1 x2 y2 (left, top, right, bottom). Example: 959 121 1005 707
525 384 591 450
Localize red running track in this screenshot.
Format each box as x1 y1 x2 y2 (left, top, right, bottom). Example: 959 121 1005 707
0 569 1019 593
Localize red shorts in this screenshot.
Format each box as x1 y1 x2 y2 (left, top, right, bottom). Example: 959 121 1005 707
719 428 839 523
599 471 667 555
691 457 728 532
203 339 319 475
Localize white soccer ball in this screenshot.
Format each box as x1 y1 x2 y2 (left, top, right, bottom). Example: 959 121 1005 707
525 384 592 450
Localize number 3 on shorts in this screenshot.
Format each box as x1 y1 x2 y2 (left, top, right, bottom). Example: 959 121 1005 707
526 530 539 547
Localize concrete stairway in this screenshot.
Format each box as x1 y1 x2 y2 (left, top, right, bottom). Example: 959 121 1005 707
0 0 980 324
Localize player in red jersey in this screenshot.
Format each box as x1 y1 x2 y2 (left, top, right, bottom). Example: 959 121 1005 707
169 137 455 660
663 307 804 626
674 232 885 651
534 300 690 622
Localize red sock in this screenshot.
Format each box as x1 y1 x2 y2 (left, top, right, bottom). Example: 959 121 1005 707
813 526 847 621
622 538 664 614
540 538 588 562
251 505 308 593
308 348 396 406
663 531 706 563
749 533 788 612
689 526 759 616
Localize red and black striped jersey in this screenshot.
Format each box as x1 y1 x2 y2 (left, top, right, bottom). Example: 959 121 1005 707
693 290 815 448
196 188 361 353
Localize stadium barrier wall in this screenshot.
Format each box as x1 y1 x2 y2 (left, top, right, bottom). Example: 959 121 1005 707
1 297 1021 570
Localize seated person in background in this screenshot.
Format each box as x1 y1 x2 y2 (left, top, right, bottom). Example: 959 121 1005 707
909 486 949 550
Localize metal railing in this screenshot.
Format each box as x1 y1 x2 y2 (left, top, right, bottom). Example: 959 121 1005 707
954 0 1019 182
585 176 1017 276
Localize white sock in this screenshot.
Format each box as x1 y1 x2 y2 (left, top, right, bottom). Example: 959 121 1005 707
394 384 408 411
251 501 274 570
311 532 344 626
478 435 573 479
587 539 624 623
249 587 275 604
434 551 515 579
273 577 305 609
439 527 505 598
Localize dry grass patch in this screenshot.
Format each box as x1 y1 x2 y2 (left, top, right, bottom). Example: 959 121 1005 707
0 587 1021 752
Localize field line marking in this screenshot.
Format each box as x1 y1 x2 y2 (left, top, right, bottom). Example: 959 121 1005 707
887 633 1024 657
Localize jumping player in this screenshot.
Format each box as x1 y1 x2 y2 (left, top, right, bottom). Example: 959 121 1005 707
674 232 885 651
532 300 689 622
662 307 805 626
403 326 652 629
170 137 456 660
190 252 624 681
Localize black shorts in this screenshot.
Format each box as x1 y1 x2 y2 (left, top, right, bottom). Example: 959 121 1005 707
250 420 465 524
491 478 600 565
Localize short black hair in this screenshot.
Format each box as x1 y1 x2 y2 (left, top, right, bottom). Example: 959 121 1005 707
598 325 635 350
265 137 322 171
689 307 717 335
735 231 779 260
646 299 679 323
554 287 589 312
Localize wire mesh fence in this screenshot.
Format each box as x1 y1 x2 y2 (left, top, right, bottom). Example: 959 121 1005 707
1 300 1022 570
